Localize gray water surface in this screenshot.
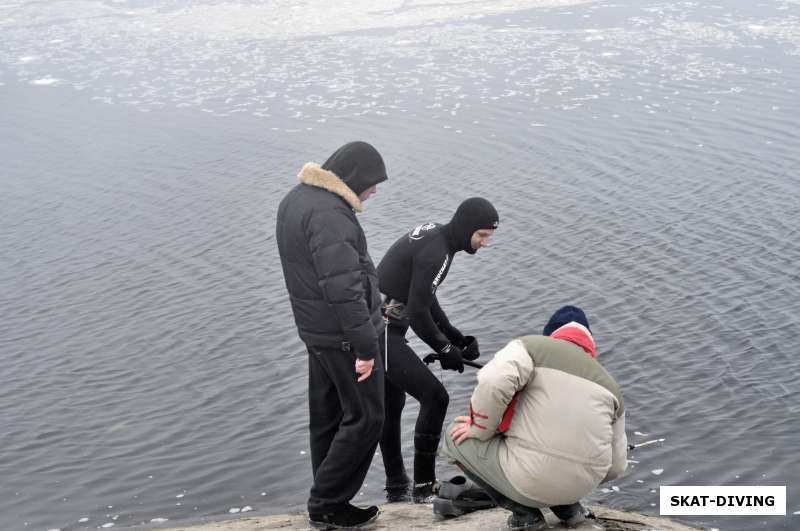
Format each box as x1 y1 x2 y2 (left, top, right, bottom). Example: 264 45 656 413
1 1 799 530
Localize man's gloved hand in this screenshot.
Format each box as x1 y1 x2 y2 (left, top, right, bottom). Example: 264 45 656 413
442 325 466 347
460 335 480 361
438 343 464 373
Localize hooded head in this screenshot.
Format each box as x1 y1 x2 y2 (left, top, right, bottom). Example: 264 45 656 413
447 197 499 254
543 305 591 336
321 141 388 196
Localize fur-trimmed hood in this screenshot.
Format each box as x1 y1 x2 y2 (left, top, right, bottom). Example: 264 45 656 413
298 162 363 213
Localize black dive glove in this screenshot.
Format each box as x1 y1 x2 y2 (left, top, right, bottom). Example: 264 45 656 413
459 335 480 361
442 328 481 361
441 324 466 346
437 343 464 373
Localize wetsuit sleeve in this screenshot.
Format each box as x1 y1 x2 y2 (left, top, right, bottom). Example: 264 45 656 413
602 411 628 483
406 255 451 353
431 295 464 344
468 339 533 441
306 206 379 360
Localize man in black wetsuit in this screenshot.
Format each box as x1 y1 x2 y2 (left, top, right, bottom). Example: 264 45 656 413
376 197 499 503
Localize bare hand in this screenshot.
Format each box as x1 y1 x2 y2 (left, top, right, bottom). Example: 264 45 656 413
449 415 475 445
355 358 375 382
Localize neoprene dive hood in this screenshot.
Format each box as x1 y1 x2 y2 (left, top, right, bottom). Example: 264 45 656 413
446 197 499 254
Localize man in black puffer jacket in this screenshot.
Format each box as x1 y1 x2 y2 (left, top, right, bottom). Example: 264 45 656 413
276 141 388 528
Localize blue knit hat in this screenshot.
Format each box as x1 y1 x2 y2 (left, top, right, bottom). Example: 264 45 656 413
543 305 591 336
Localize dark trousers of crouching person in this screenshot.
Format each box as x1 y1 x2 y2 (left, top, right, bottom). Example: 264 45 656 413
442 425 584 526
307 342 385 513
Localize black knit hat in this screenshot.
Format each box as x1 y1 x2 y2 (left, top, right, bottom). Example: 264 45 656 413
447 197 499 254
543 305 591 336
322 141 388 195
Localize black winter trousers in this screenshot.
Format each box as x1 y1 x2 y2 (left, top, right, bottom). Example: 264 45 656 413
380 322 449 486
307 343 384 512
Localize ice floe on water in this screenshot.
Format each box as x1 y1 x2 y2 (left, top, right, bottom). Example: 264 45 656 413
157 0 593 39
30 77 59 85
0 0 796 120
736 17 800 54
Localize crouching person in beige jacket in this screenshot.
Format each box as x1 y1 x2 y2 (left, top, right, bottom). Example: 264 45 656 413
441 306 627 530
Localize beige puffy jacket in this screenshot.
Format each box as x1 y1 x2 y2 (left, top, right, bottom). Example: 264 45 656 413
468 335 627 506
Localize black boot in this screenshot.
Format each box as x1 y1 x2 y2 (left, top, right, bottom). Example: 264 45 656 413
456 466 546 530
309 503 380 529
551 501 592 527
412 432 440 503
412 480 438 504
506 508 546 530
385 472 411 503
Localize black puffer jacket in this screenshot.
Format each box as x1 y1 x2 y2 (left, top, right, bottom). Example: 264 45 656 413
276 146 387 360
